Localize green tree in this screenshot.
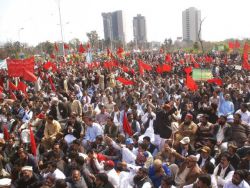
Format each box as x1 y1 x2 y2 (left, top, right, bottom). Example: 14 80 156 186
36 41 54 55
193 42 199 51
86 31 99 49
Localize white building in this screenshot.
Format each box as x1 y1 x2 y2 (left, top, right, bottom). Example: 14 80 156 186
133 14 147 44
182 7 201 42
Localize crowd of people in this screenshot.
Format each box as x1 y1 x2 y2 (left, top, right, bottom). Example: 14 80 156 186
0 49 249 188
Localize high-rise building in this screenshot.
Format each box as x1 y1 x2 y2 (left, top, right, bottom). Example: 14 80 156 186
182 7 201 42
102 10 125 43
133 14 147 45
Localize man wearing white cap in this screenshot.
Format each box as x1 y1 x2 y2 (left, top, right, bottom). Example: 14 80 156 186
11 166 40 188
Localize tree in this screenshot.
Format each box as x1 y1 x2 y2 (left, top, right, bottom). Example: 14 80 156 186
193 42 199 51
69 38 81 50
36 41 54 55
86 31 99 49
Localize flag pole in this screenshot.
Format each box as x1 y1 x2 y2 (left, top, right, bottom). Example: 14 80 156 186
57 0 65 57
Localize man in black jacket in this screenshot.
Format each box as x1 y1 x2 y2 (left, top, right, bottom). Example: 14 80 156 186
154 103 176 139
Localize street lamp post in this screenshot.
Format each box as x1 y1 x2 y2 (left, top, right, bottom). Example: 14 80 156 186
18 27 24 54
57 0 65 56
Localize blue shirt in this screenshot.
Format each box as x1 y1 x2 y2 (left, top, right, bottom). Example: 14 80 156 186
218 92 234 116
85 123 103 142
149 164 171 188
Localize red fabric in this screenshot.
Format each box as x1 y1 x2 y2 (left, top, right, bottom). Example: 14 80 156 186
36 112 45 119
157 64 172 74
30 127 37 156
123 112 133 136
242 42 250 70
138 59 152 75
228 41 235 49
64 43 69 49
205 56 213 63
10 90 17 100
54 43 59 52
43 61 52 70
3 126 10 140
186 74 198 91
78 44 85 53
179 59 184 65
8 81 18 90
116 77 135 85
97 153 107 162
184 67 193 74
207 78 223 86
165 54 172 63
17 81 27 95
23 70 37 82
7 57 35 77
235 40 240 48
117 47 124 58
122 65 130 73
48 76 56 92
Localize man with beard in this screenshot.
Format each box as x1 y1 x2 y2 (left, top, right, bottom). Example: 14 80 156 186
224 170 250 188
12 166 40 188
231 113 250 148
175 114 198 147
66 169 88 188
213 115 232 152
133 168 153 188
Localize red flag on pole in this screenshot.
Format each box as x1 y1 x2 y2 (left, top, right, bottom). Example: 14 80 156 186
116 77 135 85
8 81 18 91
48 76 56 92
10 90 17 100
228 41 235 49
64 43 69 50
165 54 172 63
17 81 27 95
23 70 37 82
138 59 152 75
242 42 250 70
123 112 133 136
78 44 85 53
3 126 10 140
207 78 223 86
30 126 37 156
235 40 240 49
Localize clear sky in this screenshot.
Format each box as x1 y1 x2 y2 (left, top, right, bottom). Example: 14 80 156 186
0 0 249 46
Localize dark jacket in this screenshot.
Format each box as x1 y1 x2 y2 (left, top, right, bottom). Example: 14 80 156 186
213 124 232 142
49 102 68 120
154 107 176 139
13 173 40 188
104 125 118 139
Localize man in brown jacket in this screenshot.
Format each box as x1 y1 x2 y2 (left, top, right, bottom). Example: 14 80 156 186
170 155 202 188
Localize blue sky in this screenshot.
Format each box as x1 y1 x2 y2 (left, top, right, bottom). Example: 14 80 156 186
0 0 250 45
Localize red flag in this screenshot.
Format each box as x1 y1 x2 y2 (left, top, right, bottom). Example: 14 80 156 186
48 76 56 92
184 67 193 74
23 70 37 82
3 126 10 140
165 54 172 63
43 61 52 70
8 81 18 91
179 59 184 65
10 90 17 100
207 78 223 86
228 41 235 49
186 74 198 91
205 56 213 63
17 81 27 95
78 44 85 53
235 40 240 49
116 77 135 85
30 127 37 156
117 47 124 58
138 59 152 75
123 112 133 136
64 43 69 50
54 43 59 52
122 65 130 73
242 42 250 70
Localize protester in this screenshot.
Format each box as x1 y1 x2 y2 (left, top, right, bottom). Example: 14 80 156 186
0 47 249 188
